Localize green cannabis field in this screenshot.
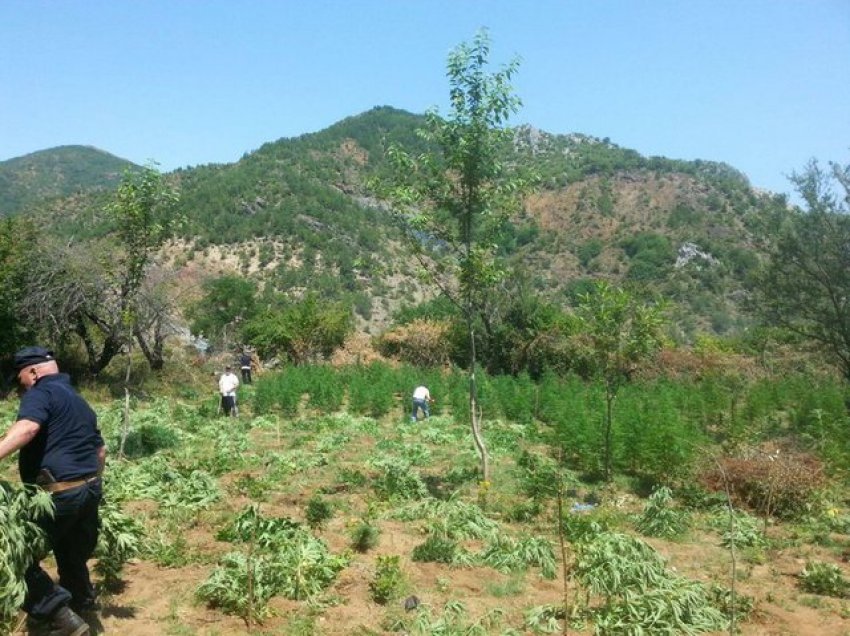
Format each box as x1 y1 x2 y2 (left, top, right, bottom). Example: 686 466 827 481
3 360 850 635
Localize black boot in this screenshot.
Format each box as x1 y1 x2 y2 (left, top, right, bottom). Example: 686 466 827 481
48 606 89 636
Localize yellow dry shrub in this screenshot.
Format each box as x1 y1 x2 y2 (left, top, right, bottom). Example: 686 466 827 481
374 319 453 368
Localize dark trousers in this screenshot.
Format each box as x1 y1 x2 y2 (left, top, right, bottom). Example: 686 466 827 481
25 479 101 618
241 367 252 384
221 394 236 416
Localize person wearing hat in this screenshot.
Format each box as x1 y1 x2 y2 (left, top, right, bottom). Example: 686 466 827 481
0 346 105 636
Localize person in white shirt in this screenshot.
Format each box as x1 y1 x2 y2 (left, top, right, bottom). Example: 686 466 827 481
411 385 433 423
218 366 240 417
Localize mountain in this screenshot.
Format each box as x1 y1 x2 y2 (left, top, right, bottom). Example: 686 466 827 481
5 107 792 339
0 145 135 216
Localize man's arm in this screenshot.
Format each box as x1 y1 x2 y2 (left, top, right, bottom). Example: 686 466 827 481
0 419 40 460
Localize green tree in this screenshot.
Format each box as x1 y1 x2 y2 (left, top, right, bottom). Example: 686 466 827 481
573 282 666 481
187 275 258 348
106 163 181 370
21 165 180 374
377 30 531 482
0 218 36 360
754 159 850 381
242 294 352 365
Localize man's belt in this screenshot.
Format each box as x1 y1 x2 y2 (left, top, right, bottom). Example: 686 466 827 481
41 474 100 494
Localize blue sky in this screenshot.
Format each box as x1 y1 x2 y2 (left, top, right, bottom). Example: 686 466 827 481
1 1 848 200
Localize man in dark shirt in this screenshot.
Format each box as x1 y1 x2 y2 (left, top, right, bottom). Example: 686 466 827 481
240 350 253 384
0 346 105 636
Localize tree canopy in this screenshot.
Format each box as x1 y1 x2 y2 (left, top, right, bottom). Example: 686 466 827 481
755 159 850 381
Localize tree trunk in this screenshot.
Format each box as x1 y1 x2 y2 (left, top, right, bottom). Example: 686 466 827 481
604 383 614 482
134 320 165 371
468 326 489 483
119 349 132 458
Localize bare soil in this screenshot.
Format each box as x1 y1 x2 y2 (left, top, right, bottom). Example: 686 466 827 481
9 404 850 636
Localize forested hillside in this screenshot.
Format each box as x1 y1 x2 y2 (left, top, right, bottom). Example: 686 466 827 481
4 106 795 344
0 145 134 215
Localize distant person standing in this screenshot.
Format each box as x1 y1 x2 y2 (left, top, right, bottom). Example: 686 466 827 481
410 385 434 423
239 350 252 384
219 366 240 417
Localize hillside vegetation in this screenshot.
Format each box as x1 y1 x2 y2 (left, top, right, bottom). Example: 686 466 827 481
0 145 134 216
4 106 791 342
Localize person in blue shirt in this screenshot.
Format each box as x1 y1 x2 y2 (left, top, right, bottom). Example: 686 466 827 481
0 346 105 636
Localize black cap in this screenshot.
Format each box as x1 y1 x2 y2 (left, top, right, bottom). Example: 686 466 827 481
14 346 55 371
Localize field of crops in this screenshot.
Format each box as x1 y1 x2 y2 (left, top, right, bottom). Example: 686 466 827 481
3 362 850 635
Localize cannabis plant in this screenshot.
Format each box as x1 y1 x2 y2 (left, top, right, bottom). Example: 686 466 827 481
402 600 506 636
95 498 145 590
635 486 689 539
369 456 428 500
305 495 334 529
479 534 556 579
799 561 850 597
370 554 406 604
349 520 380 553
196 551 280 623
0 482 52 628
575 531 727 634
390 497 499 540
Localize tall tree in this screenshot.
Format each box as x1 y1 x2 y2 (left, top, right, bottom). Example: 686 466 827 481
96 164 181 372
378 30 531 482
22 164 180 374
573 282 666 481
755 159 850 381
187 274 258 348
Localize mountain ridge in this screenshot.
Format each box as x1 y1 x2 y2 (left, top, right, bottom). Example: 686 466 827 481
0 144 135 216
1 106 791 340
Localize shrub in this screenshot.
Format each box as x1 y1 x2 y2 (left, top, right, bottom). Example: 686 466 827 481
349 521 380 553
375 319 453 367
305 495 333 529
698 449 826 519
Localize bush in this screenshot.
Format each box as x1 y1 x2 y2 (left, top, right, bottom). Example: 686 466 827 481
698 449 826 519
349 521 380 553
374 319 453 368
305 495 333 529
